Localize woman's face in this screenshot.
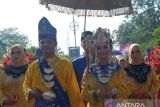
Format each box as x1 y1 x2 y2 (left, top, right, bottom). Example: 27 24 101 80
96 42 111 60
11 47 25 63
130 46 142 63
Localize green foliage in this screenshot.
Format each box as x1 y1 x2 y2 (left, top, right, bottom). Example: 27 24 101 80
153 39 160 47
153 26 160 47
116 0 160 54
0 27 30 60
26 46 37 54
153 26 160 39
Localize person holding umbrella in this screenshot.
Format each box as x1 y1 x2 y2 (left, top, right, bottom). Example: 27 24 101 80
72 31 94 90
23 17 84 107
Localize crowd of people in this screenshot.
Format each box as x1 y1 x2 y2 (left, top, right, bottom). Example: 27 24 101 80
0 17 160 107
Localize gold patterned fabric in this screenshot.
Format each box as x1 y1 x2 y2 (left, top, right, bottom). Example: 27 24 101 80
23 55 84 107
125 66 159 107
81 64 129 107
0 67 29 107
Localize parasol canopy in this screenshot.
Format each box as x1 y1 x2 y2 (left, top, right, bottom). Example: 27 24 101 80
39 0 133 17
38 0 133 55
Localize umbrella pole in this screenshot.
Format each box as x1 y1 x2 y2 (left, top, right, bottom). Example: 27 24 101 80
73 10 77 47
84 9 87 31
84 9 89 68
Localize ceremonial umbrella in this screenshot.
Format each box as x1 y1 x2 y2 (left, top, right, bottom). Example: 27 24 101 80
39 0 133 63
39 0 133 31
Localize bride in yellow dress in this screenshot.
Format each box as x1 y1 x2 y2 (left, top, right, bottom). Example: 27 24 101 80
81 27 129 107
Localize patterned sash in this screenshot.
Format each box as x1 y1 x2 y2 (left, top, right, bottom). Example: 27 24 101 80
35 57 70 107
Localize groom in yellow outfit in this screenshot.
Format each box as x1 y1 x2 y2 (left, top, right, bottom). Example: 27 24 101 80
23 17 84 107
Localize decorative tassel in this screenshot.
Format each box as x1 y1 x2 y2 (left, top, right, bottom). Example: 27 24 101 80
40 3 132 17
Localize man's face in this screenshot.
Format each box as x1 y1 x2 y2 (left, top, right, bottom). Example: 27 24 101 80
39 39 57 56
81 36 94 52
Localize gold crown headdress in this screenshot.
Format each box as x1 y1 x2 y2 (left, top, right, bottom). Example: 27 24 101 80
93 27 111 44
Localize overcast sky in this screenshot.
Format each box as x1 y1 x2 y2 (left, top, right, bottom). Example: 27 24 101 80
0 0 126 54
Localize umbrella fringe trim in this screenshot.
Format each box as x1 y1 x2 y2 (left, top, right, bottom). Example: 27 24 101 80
43 4 133 17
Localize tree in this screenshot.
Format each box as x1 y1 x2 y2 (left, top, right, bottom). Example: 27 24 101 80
26 46 37 54
116 0 160 52
0 27 30 60
153 26 160 47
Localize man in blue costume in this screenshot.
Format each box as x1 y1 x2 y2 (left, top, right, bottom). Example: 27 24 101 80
72 31 94 89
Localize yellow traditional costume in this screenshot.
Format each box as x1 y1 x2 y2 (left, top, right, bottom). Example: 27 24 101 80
125 64 159 98
81 66 128 107
124 44 159 107
0 65 29 107
23 56 84 107
125 64 159 107
23 17 83 107
81 27 129 107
